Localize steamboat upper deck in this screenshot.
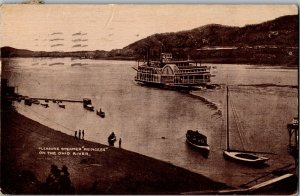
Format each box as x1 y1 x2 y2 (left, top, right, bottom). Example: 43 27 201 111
135 53 212 86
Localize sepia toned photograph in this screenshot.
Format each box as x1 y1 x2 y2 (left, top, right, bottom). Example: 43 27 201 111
0 4 298 194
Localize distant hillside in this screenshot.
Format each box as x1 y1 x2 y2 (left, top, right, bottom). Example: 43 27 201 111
124 15 298 56
1 46 108 59
121 15 298 65
1 15 298 66
0 46 137 60
1 47 37 57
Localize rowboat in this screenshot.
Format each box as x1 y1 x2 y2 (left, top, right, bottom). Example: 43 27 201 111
186 130 210 157
96 108 105 118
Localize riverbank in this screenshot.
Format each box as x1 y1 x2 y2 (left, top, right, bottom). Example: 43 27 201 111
1 108 230 194
1 46 298 67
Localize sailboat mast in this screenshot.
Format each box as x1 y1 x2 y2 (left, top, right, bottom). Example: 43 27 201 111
226 86 229 150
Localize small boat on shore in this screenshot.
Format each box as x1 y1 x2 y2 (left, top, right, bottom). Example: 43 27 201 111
186 130 210 156
85 104 94 111
41 103 49 108
48 62 64 66
223 151 269 165
58 103 65 108
17 97 22 102
83 98 94 111
32 99 40 105
96 108 105 118
83 98 92 105
71 63 82 67
24 98 32 106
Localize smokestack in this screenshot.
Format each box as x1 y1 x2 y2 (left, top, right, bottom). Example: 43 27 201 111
147 47 150 66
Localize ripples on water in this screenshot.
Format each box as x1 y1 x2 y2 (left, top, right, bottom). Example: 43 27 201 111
2 58 298 187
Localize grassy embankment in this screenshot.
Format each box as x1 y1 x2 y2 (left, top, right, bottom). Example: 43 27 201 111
1 108 229 194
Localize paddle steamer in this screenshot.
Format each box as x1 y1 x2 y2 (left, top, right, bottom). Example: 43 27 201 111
134 53 213 90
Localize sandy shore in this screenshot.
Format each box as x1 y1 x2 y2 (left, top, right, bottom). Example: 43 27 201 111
1 108 230 194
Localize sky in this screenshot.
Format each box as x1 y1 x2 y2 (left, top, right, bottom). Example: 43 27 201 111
0 4 298 51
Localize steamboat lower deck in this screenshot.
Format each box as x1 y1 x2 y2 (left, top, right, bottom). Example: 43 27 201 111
134 53 213 90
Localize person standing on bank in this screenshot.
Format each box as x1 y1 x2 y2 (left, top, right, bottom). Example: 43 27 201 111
119 138 122 148
78 130 81 140
75 131 77 139
82 130 85 140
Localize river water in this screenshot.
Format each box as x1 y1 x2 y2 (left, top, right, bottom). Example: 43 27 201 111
1 57 298 187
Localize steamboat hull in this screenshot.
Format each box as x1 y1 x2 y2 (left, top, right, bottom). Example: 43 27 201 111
135 79 202 91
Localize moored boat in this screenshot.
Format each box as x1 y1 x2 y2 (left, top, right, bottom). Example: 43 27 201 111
85 104 94 111
17 97 22 102
24 98 32 106
223 86 269 165
32 99 40 104
58 102 65 108
41 103 49 108
96 108 105 118
186 130 210 155
223 151 269 165
83 98 94 111
83 98 92 106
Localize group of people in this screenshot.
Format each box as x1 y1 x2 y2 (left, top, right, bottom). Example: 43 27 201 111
39 164 75 194
74 129 85 140
74 130 122 147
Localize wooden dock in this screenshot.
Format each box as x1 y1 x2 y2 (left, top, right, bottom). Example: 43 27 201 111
30 97 83 103
181 173 296 195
